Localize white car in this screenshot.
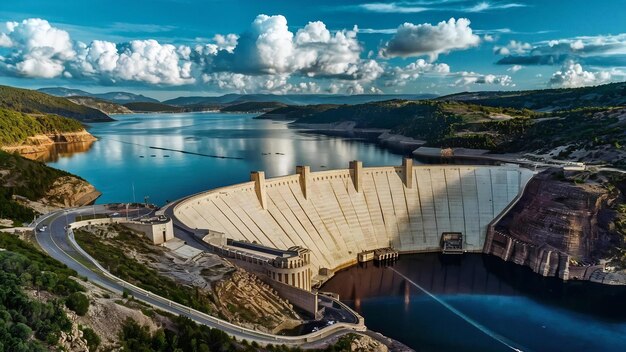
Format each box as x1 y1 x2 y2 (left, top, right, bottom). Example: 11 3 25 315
38 226 47 232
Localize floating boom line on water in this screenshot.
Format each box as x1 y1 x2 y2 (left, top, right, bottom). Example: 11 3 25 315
388 267 525 352
100 137 243 160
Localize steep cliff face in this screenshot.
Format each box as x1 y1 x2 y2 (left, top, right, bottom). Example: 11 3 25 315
485 169 625 281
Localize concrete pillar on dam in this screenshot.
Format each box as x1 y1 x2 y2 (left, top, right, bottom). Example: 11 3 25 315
296 165 310 199
349 160 363 192
251 171 267 210
402 158 413 189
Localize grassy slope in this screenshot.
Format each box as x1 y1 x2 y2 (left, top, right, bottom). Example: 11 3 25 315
0 85 112 122
0 107 84 146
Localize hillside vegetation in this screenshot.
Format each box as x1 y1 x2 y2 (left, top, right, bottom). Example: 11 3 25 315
256 104 338 119
265 96 625 167
0 85 113 122
0 150 77 223
68 96 133 114
221 101 287 113
289 100 537 143
0 108 84 146
439 81 626 111
0 233 88 350
123 102 186 113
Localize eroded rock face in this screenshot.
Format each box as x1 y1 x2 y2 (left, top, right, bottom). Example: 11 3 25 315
485 169 624 280
213 268 302 333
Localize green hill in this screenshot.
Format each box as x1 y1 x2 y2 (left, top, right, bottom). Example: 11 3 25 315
123 102 185 112
0 85 113 122
256 104 339 119
68 96 133 114
291 100 536 142
0 108 85 146
280 99 624 167
0 149 78 223
220 101 287 113
438 81 626 111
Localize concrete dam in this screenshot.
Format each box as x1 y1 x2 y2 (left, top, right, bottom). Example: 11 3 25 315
173 160 535 278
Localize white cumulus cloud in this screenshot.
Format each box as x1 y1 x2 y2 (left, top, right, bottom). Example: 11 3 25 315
548 61 611 88
380 18 480 61
453 71 513 86
383 58 450 86
0 18 75 78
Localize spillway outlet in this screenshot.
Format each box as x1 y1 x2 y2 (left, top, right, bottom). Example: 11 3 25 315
441 232 464 254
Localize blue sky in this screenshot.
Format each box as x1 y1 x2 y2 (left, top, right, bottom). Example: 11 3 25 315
1 0 626 99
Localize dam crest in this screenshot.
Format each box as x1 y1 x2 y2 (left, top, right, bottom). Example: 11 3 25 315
173 160 535 281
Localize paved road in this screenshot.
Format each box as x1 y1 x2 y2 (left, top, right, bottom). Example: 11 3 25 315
33 206 362 347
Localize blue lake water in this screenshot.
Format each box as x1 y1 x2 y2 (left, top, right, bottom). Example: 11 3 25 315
322 254 626 352
45 112 626 351
45 112 401 205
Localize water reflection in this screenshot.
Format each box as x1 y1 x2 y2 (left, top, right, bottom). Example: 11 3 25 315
45 113 403 205
321 254 626 352
32 140 95 162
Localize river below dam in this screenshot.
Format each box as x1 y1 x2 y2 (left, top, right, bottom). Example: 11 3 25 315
45 112 626 351
322 253 626 351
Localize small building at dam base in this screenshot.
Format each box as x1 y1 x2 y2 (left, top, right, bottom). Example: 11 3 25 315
174 159 535 286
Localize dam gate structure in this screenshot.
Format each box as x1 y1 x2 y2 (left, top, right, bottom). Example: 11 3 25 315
173 160 535 284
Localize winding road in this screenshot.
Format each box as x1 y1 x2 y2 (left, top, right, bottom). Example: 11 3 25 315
31 205 365 348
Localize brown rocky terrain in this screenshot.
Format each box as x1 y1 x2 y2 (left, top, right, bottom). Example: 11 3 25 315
213 269 302 333
1 129 96 160
42 176 101 207
485 169 626 282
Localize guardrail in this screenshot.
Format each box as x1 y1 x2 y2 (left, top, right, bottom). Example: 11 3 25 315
65 221 365 345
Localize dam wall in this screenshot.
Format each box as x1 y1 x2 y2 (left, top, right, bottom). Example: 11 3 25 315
174 161 534 275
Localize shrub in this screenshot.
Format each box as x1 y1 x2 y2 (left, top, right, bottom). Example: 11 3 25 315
66 292 90 316
82 327 101 351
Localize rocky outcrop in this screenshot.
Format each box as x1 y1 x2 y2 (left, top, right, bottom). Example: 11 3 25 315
58 318 90 352
213 268 302 333
485 169 624 281
1 130 96 158
42 176 101 207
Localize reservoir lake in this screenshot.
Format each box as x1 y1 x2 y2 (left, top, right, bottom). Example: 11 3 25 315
46 112 626 351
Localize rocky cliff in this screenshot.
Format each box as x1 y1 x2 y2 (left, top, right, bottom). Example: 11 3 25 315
213 268 302 334
1 130 96 159
484 169 625 282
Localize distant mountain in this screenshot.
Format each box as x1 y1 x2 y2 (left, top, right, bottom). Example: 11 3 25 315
37 87 91 97
67 96 133 114
438 81 626 111
164 93 437 106
0 85 113 122
38 87 160 104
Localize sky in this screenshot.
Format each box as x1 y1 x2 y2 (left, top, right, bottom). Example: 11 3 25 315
1 0 626 100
